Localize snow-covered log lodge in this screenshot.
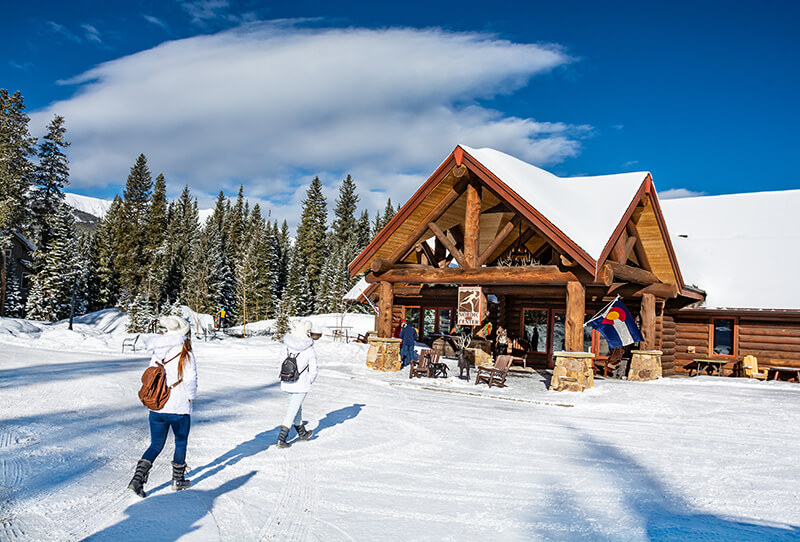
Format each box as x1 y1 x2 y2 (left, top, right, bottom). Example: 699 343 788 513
348 145 800 379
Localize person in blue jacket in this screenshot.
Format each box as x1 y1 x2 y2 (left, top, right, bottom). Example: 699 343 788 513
399 320 417 367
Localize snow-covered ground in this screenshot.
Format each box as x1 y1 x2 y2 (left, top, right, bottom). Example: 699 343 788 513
1 312 799 541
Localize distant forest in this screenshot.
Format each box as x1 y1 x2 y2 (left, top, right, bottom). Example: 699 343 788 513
0 89 395 333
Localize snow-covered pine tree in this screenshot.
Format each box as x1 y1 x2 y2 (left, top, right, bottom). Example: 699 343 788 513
2 263 25 317
372 198 396 236
86 196 122 311
171 186 200 305
25 203 82 321
30 115 70 250
275 220 291 300
272 296 291 340
332 174 359 248
126 292 156 333
285 177 327 314
356 209 372 251
116 154 153 297
143 173 169 303
0 89 36 317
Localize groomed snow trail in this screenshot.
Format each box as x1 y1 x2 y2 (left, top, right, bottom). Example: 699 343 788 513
1 333 800 541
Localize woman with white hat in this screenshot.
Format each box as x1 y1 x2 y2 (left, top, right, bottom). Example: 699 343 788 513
277 320 319 448
128 315 198 498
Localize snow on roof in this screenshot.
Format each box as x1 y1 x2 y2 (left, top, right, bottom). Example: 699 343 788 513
343 276 371 301
661 189 800 310
461 146 649 261
12 231 36 252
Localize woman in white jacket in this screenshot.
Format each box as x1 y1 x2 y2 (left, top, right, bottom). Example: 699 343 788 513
128 315 198 498
278 320 319 448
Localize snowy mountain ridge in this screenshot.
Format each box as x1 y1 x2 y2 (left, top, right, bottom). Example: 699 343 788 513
64 192 214 224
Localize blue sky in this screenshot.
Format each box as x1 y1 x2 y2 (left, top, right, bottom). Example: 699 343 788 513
3 0 798 224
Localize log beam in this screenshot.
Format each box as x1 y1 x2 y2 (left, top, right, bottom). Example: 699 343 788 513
495 226 537 262
626 221 651 271
565 281 586 352
368 265 585 286
428 222 466 268
464 182 481 268
418 242 437 267
477 216 519 267
378 281 394 338
611 231 628 263
641 292 656 350
606 261 660 285
387 178 469 264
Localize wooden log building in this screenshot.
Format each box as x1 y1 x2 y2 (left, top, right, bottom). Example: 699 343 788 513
347 145 800 377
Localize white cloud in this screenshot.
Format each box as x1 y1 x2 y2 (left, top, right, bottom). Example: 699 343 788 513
32 22 586 230
81 24 103 45
658 188 707 200
142 14 170 33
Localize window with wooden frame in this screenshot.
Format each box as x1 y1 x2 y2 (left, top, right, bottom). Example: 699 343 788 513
711 317 736 357
522 309 548 352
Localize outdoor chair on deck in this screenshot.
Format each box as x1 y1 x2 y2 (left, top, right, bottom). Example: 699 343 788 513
742 355 768 380
507 338 530 369
475 354 513 388
410 349 435 379
594 347 625 378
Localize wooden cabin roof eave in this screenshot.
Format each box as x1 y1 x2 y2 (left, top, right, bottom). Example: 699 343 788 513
460 149 598 277
348 151 461 278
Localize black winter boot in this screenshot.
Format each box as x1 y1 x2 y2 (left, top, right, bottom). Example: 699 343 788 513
171 462 191 491
277 425 291 448
128 459 152 498
293 423 313 441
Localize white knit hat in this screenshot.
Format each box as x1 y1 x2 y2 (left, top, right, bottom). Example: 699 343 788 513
291 320 313 339
159 315 190 336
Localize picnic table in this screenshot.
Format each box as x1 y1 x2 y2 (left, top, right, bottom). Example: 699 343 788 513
327 325 353 343
762 365 800 382
691 358 728 377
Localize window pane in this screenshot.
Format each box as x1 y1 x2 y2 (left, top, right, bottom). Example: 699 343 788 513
523 309 548 352
439 309 452 335
596 330 610 357
713 319 734 355
583 324 593 353
552 311 565 352
423 309 436 338
405 307 420 336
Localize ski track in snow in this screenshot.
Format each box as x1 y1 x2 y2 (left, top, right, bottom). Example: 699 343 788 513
2 321 800 541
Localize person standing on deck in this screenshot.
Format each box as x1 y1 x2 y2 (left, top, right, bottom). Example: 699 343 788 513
399 320 417 368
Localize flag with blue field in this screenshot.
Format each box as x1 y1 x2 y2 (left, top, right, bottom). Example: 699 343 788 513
586 296 643 349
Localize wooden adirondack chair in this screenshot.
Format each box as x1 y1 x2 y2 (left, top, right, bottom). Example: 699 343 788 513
475 354 513 388
742 355 768 380
594 347 625 378
410 349 434 378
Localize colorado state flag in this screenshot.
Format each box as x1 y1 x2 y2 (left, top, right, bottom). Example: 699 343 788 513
585 296 643 348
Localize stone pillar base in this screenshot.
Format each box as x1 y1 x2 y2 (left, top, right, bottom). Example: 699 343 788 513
550 352 595 392
366 337 402 372
628 350 662 381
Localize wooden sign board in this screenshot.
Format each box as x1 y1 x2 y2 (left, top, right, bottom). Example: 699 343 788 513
457 286 484 326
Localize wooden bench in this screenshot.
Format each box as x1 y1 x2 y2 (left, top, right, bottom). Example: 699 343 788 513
410 349 435 379
761 364 800 382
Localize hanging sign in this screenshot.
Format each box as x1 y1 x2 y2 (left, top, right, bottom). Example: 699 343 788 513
457 286 484 326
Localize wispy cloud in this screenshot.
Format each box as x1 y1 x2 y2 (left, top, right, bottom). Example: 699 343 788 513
622 160 639 168
33 22 584 228
9 60 35 71
659 188 707 200
142 14 170 33
81 24 103 45
46 21 82 43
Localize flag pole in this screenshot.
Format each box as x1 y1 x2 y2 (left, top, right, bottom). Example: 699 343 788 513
584 295 620 326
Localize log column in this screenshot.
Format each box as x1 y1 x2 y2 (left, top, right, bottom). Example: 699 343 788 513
565 281 585 352
641 292 656 350
464 182 481 268
378 281 394 338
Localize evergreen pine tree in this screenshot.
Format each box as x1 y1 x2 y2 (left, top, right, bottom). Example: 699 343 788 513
173 186 200 305
331 174 359 248
144 173 169 303
272 296 291 340
25 203 82 321
116 154 153 297
0 89 36 316
86 196 122 310
31 115 70 249
2 263 25 317
356 210 372 251
285 177 327 314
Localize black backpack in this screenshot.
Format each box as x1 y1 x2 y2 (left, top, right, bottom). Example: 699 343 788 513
279 351 308 382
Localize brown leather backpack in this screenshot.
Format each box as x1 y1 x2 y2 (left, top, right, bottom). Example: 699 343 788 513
138 353 182 410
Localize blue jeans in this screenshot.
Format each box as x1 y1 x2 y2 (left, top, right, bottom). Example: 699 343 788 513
282 392 307 428
142 411 191 464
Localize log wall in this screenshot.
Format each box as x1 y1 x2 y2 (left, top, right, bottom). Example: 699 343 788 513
671 313 800 376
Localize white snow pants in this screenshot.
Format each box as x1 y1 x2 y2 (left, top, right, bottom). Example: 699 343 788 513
282 392 307 428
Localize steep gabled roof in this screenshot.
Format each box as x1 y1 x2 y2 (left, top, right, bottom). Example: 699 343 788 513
350 145 685 290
